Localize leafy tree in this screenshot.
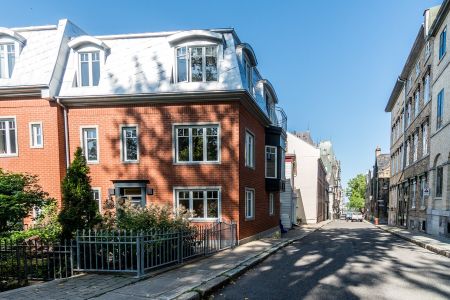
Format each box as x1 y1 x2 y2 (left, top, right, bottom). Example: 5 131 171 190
346 174 366 212
58 147 101 239
0 169 51 233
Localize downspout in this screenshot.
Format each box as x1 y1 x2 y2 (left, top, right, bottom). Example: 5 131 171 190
56 98 70 169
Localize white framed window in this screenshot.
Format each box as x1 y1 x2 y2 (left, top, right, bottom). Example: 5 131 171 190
414 90 420 117
269 193 274 216
91 188 101 213
411 180 416 209
119 187 145 206
415 60 420 77
425 41 431 58
0 43 16 79
265 146 277 178
406 100 411 126
79 51 100 87
245 188 255 220
175 188 220 220
413 132 418 162
174 124 219 163
424 74 430 103
121 125 139 163
0 117 17 157
243 54 253 92
29 122 43 148
422 123 428 156
420 177 426 207
405 140 410 167
175 45 218 83
245 130 255 168
81 126 99 163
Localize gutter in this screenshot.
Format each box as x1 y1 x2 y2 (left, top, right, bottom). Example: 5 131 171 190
55 97 70 169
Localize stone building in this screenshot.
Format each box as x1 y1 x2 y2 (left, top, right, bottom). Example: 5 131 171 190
428 0 450 237
367 147 390 223
385 7 438 230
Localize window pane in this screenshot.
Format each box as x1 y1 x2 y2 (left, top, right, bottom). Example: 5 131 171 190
207 136 218 161
178 191 190 211
0 47 4 78
205 46 217 81
81 61 89 86
87 139 97 160
177 47 187 82
177 128 189 161
192 128 203 161
0 121 6 154
266 147 276 178
92 60 100 86
193 191 204 218
7 46 15 78
123 128 138 161
206 191 218 218
9 125 16 154
191 47 203 82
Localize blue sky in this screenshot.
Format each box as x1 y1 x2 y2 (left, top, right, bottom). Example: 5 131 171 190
2 0 443 189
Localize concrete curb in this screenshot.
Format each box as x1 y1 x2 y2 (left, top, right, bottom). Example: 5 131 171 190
174 220 332 300
372 223 450 259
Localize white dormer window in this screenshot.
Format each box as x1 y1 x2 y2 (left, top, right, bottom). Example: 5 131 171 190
175 46 218 83
244 55 253 92
79 51 100 87
0 43 15 79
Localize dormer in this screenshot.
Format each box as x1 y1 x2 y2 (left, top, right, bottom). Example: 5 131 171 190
168 30 222 83
68 35 110 87
236 43 257 93
257 79 279 124
0 28 26 79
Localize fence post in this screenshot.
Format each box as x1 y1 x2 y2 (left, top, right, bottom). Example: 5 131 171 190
70 239 74 277
178 229 183 264
219 222 222 250
136 231 142 277
76 230 80 270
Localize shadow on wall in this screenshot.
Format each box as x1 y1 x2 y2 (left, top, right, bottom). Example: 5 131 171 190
100 55 240 223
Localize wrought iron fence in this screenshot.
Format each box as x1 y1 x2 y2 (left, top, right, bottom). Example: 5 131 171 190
74 221 237 277
0 239 73 291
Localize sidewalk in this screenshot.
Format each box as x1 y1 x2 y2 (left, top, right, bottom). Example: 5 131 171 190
0 220 331 300
373 223 450 258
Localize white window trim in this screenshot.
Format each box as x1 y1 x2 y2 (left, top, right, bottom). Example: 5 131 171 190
120 124 139 163
172 122 221 164
269 193 274 216
243 52 253 92
265 145 278 179
245 188 255 220
29 121 43 149
173 186 222 222
245 129 255 169
92 187 102 214
80 125 99 164
174 44 219 83
74 46 105 88
0 41 21 79
0 116 18 157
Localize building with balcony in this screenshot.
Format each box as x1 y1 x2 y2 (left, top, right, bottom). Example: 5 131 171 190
0 20 287 243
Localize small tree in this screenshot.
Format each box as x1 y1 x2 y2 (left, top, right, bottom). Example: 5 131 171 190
346 174 366 212
58 147 101 239
0 169 51 233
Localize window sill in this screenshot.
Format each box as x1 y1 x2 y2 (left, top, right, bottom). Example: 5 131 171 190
87 161 100 165
245 165 256 170
245 217 255 221
0 153 18 158
188 218 220 222
122 160 139 164
30 146 44 149
174 161 221 165
419 206 426 211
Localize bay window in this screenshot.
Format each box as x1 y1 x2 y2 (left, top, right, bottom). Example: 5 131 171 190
175 45 218 83
175 124 219 163
265 146 277 178
0 118 17 156
175 188 220 220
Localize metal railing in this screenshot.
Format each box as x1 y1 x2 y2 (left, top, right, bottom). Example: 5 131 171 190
74 221 237 277
0 239 73 291
275 106 287 132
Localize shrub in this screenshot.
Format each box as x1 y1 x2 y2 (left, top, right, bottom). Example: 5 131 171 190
58 148 101 240
0 169 52 233
102 201 192 232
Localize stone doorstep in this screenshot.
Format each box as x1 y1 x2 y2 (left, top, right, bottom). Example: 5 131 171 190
173 220 331 300
375 225 450 259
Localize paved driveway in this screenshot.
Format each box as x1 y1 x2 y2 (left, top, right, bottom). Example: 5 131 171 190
212 220 450 300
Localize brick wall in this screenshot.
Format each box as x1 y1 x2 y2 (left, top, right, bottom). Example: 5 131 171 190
0 98 65 205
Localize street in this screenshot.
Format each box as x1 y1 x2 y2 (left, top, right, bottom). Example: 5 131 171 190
212 221 450 300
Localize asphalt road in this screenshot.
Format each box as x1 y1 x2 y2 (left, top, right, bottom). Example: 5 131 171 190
211 220 450 300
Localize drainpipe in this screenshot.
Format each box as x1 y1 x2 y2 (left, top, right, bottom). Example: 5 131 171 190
55 97 70 169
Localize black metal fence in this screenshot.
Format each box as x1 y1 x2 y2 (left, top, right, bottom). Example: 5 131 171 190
0 221 237 289
75 221 237 276
0 239 73 291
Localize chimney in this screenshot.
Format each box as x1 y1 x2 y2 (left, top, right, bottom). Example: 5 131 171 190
375 146 381 157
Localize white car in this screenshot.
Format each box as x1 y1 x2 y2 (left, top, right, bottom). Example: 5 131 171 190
351 212 363 222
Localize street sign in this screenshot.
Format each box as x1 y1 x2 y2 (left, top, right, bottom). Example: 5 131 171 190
423 187 430 197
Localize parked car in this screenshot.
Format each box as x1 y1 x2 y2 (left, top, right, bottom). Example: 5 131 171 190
345 212 352 221
351 212 363 222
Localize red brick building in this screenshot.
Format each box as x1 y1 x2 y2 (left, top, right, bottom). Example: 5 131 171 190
0 21 287 243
